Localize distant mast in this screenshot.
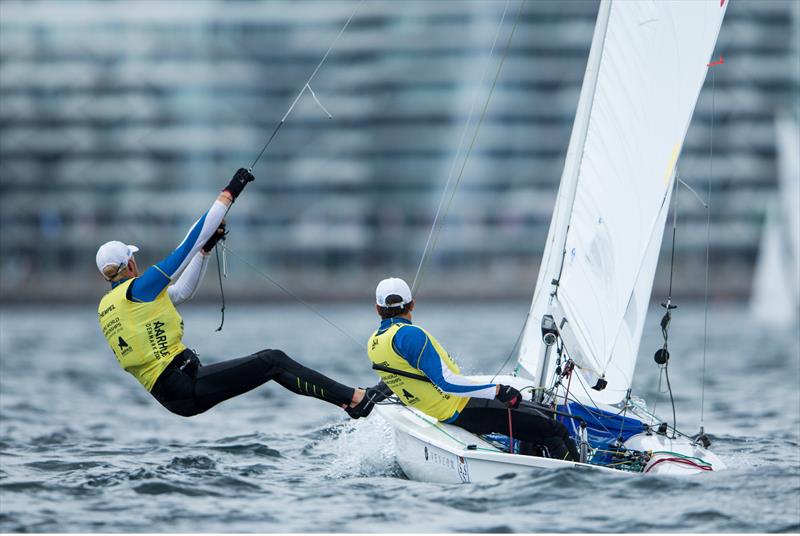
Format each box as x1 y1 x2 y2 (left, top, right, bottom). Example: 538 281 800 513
516 0 729 405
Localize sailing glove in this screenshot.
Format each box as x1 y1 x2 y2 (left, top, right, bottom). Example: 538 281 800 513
223 168 255 200
346 381 392 419
202 221 227 253
496 384 522 409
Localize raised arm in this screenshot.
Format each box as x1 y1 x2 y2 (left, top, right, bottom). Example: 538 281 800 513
167 251 210 305
393 326 498 399
130 169 253 303
167 221 227 305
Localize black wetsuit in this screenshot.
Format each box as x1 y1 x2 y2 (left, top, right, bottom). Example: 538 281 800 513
451 398 580 460
151 348 354 417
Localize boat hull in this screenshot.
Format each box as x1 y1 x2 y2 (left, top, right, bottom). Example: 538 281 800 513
376 382 725 483
376 403 618 484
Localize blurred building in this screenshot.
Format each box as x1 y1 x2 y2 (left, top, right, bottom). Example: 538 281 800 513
1 0 798 302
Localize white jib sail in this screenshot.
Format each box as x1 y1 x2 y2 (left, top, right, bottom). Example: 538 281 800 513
517 0 729 405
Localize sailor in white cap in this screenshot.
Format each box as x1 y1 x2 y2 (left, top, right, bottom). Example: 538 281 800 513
96 168 365 417
348 277 579 461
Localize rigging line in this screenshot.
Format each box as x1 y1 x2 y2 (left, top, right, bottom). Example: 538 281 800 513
490 311 530 382
666 175 680 301
411 0 512 294
249 0 365 170
677 178 708 208
650 367 663 419
700 70 715 428
214 244 226 331
664 364 678 439
222 245 366 351
411 0 511 295
551 340 615 435
565 377 614 436
411 0 526 295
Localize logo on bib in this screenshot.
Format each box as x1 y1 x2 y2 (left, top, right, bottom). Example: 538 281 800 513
117 336 132 356
401 388 421 404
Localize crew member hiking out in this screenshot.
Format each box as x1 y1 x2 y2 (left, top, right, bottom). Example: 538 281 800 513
347 277 579 461
96 168 365 417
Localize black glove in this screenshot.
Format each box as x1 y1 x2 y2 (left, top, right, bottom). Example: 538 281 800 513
495 384 522 409
202 221 227 253
346 381 392 419
223 168 255 200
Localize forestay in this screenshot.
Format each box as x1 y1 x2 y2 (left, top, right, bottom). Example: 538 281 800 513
517 0 728 404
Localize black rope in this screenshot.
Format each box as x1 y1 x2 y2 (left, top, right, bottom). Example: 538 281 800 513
214 244 226 332
655 177 681 439
250 122 285 170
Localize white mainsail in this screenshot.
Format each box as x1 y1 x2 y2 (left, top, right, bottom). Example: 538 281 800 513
516 0 729 404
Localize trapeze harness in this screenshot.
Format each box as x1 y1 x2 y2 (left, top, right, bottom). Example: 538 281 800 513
97 199 354 417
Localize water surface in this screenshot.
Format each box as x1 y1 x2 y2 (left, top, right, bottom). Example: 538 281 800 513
1 302 798 532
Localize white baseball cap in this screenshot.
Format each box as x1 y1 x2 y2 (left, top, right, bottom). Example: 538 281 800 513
96 241 139 276
376 277 413 308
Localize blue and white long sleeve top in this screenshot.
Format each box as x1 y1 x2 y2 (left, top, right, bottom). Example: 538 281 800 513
385 317 497 399
112 199 228 304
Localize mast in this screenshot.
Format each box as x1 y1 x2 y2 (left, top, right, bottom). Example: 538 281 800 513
517 0 729 404
546 0 611 300
516 0 612 384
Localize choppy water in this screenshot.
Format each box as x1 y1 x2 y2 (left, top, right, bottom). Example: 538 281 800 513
1 302 798 532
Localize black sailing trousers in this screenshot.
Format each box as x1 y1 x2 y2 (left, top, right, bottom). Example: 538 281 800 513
451 398 580 461
150 348 354 417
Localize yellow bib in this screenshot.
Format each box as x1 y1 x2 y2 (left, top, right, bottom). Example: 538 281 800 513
98 279 186 392
367 322 469 422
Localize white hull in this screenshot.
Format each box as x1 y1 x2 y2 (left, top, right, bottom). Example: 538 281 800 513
376 404 611 484
376 376 725 483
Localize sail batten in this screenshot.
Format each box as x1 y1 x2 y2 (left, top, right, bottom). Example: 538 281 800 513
517 0 728 404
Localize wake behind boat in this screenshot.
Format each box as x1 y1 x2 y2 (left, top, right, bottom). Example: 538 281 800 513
375 0 730 482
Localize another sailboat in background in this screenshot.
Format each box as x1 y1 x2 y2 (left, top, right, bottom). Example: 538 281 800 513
750 113 800 329
377 0 729 482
